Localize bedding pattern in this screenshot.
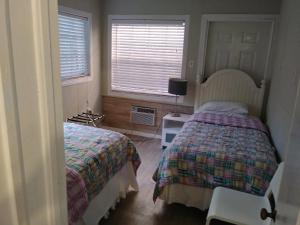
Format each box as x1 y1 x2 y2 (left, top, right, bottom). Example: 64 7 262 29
64 123 141 225
66 166 89 225
153 112 277 201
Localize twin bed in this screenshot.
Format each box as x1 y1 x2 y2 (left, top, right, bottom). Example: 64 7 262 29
64 69 278 225
64 123 141 225
153 69 278 209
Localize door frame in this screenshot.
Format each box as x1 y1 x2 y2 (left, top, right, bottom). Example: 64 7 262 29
0 0 67 224
196 14 279 83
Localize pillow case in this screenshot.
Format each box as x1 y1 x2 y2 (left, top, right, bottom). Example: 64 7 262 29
196 101 249 115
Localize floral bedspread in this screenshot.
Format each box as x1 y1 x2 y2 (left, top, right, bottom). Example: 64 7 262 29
153 112 278 201
64 123 141 225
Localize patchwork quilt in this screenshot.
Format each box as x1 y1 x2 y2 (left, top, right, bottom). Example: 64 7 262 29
153 112 278 201
64 123 141 225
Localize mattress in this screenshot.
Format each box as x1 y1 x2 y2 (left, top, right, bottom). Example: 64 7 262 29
64 123 141 225
153 112 278 203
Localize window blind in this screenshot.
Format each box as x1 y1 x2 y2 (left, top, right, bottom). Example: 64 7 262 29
58 12 90 79
111 20 186 95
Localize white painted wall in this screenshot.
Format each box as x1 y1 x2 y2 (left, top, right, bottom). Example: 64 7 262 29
267 0 300 158
266 0 300 218
58 0 102 120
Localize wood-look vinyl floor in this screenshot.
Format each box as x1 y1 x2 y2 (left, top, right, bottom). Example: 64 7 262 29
99 135 207 225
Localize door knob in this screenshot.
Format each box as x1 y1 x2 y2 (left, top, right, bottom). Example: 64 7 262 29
260 208 277 222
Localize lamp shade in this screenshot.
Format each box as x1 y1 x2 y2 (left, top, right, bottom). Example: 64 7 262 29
168 78 188 96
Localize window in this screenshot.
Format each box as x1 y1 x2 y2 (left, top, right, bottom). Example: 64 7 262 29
58 7 91 83
109 16 188 96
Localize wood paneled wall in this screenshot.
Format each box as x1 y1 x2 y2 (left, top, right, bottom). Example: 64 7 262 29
102 96 194 134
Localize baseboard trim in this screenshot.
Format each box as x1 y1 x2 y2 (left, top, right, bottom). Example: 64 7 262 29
101 125 162 139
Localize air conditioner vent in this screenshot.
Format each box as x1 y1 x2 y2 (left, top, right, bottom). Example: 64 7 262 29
130 106 156 126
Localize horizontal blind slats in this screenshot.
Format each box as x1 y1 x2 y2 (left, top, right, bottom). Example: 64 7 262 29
112 64 182 73
111 20 185 95
59 12 90 79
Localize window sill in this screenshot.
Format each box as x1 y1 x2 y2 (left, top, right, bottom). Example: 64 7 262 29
108 90 184 104
62 75 92 87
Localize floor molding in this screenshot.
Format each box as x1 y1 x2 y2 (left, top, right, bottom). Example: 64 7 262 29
101 125 162 139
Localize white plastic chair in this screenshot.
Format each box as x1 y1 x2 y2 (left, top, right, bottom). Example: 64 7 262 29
206 162 284 225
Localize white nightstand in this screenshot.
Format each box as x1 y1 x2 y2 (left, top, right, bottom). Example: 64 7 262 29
161 113 191 148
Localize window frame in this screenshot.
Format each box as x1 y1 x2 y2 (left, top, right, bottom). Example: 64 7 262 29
58 6 92 86
107 15 190 102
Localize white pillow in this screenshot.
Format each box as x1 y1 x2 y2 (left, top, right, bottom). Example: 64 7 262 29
196 101 248 115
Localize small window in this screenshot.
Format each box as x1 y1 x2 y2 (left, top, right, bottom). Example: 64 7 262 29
109 16 189 96
58 7 91 82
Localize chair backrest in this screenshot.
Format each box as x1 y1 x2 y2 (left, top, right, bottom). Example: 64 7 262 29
265 162 285 201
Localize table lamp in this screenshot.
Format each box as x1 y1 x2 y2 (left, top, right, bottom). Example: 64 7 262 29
168 78 188 117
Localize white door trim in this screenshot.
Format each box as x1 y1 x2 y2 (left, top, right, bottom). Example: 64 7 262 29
196 14 279 83
0 0 67 224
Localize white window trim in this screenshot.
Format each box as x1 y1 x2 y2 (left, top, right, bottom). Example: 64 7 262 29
59 6 93 86
107 15 190 103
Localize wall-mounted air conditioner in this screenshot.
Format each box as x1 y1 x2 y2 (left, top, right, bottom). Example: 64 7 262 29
130 106 156 126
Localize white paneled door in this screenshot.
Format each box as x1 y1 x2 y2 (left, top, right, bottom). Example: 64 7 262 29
205 21 272 83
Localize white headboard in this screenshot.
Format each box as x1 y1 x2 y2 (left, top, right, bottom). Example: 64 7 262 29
194 69 265 117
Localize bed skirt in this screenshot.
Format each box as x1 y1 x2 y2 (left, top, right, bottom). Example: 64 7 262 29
159 184 213 210
76 162 138 225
